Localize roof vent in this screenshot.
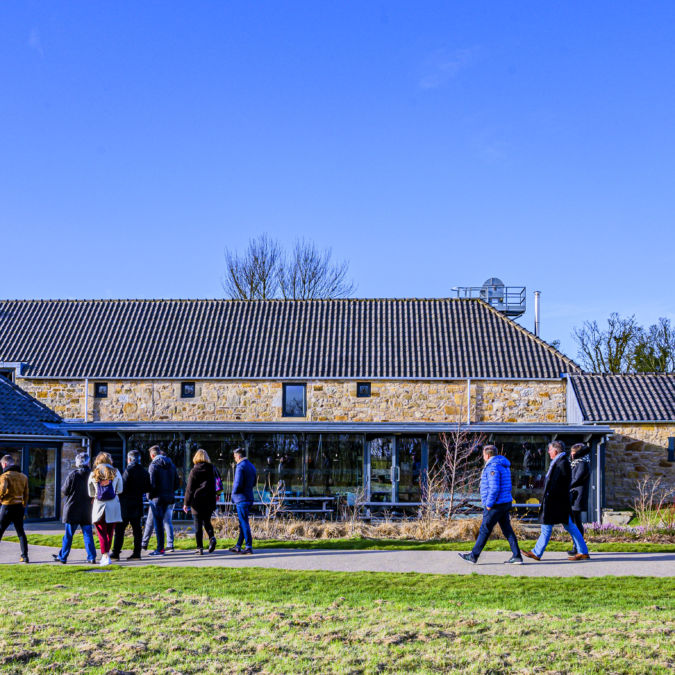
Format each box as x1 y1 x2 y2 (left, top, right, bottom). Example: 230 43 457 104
452 278 526 318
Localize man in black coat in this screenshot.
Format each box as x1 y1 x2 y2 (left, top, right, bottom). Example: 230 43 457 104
568 443 591 555
523 440 590 562
147 446 179 556
111 450 151 560
52 452 97 564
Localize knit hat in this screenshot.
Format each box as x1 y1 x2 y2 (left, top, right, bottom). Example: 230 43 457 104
75 452 90 468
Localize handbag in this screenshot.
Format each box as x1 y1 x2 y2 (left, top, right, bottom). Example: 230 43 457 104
96 479 115 501
214 468 224 495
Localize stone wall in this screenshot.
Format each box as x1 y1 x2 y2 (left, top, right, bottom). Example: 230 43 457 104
604 423 675 508
16 378 567 424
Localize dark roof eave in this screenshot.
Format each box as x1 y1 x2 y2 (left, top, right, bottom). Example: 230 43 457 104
60 421 612 435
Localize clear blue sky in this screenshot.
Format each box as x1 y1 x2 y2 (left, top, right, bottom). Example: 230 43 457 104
1 2 673 359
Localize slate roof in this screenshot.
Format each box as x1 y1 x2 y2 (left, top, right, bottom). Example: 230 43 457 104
0 377 62 435
571 373 675 422
0 298 579 380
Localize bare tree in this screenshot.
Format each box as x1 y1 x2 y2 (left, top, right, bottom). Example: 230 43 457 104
633 318 675 373
572 313 641 373
573 313 675 373
421 427 483 521
223 235 356 300
278 239 356 300
223 234 282 300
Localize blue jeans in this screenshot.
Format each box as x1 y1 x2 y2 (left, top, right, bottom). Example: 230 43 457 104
533 517 588 558
142 503 174 548
58 523 97 562
235 502 253 549
471 503 521 560
149 499 170 552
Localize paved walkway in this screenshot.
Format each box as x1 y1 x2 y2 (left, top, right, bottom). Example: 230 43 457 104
1 540 673 577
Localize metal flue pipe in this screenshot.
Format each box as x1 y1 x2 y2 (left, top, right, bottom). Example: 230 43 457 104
534 291 541 337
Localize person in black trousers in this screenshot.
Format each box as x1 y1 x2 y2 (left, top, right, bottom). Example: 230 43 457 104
183 449 218 555
111 450 151 561
568 443 591 556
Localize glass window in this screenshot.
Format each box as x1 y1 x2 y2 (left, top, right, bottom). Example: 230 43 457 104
0 369 14 382
94 382 108 398
356 382 371 398
186 433 245 497
126 433 189 487
26 447 57 519
491 435 551 507
305 434 364 497
181 382 196 398
248 434 304 496
397 437 423 503
282 384 306 417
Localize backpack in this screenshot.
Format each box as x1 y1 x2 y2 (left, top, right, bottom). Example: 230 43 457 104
96 479 116 501
214 467 224 495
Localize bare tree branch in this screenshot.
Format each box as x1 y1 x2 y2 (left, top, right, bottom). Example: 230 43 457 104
278 239 356 300
222 234 282 300
572 313 641 373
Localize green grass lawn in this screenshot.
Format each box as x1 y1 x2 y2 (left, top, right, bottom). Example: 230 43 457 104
11 532 675 553
0 566 673 673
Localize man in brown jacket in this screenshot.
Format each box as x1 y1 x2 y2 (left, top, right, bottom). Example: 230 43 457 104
0 455 29 563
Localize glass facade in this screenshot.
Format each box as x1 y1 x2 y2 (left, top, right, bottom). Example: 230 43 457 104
0 443 59 520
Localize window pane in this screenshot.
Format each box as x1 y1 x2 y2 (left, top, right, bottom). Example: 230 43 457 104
248 434 303 496
26 447 57 519
283 384 305 417
305 434 364 496
127 433 189 487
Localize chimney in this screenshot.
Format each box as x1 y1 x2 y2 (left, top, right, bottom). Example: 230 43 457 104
534 291 541 337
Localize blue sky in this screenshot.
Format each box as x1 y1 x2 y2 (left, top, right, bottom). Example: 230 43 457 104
1 2 673 359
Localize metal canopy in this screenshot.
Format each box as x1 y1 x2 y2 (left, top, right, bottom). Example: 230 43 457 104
61 421 612 436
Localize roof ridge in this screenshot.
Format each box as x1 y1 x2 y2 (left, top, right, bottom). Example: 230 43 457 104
1 297 478 303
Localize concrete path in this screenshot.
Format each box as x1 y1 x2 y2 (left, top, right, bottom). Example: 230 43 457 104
1 540 674 577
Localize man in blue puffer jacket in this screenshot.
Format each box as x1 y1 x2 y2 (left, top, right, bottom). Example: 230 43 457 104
459 445 522 565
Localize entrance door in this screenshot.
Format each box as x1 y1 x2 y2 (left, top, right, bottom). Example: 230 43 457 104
397 438 423 503
367 437 395 502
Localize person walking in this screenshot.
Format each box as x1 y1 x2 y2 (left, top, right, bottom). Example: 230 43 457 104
183 449 218 555
147 446 179 557
52 452 97 564
88 452 123 566
459 445 522 565
111 450 151 561
0 454 29 563
228 448 257 554
568 443 591 556
523 441 590 562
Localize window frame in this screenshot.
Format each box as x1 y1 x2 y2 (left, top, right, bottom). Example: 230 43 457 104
282 383 307 418
93 382 108 399
356 382 371 398
181 382 196 399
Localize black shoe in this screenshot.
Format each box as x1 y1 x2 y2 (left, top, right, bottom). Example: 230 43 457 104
208 538 217 554
109 553 120 561
141 545 148 551
504 556 524 565
458 552 477 564
126 554 141 560
240 548 253 555
20 556 29 564
195 548 203 555
86 559 96 564
166 547 174 553
228 546 241 553
567 549 577 556
52 554 66 564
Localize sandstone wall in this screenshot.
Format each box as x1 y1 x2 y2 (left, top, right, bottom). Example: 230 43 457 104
604 423 675 508
16 378 566 424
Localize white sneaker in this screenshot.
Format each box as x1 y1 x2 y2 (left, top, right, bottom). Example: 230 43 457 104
99 554 111 566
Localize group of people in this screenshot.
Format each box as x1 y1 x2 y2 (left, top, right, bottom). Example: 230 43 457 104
460 440 592 565
0 445 258 565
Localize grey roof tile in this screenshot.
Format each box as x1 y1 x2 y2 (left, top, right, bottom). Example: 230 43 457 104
0 377 62 435
571 373 675 422
0 298 579 380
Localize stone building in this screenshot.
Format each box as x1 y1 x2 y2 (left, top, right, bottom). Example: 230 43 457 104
0 297 671 521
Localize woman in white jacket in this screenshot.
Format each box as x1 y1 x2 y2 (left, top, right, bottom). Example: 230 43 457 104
88 452 123 566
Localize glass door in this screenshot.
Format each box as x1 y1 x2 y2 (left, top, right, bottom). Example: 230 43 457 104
26 447 58 520
367 437 395 502
397 438 424 503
